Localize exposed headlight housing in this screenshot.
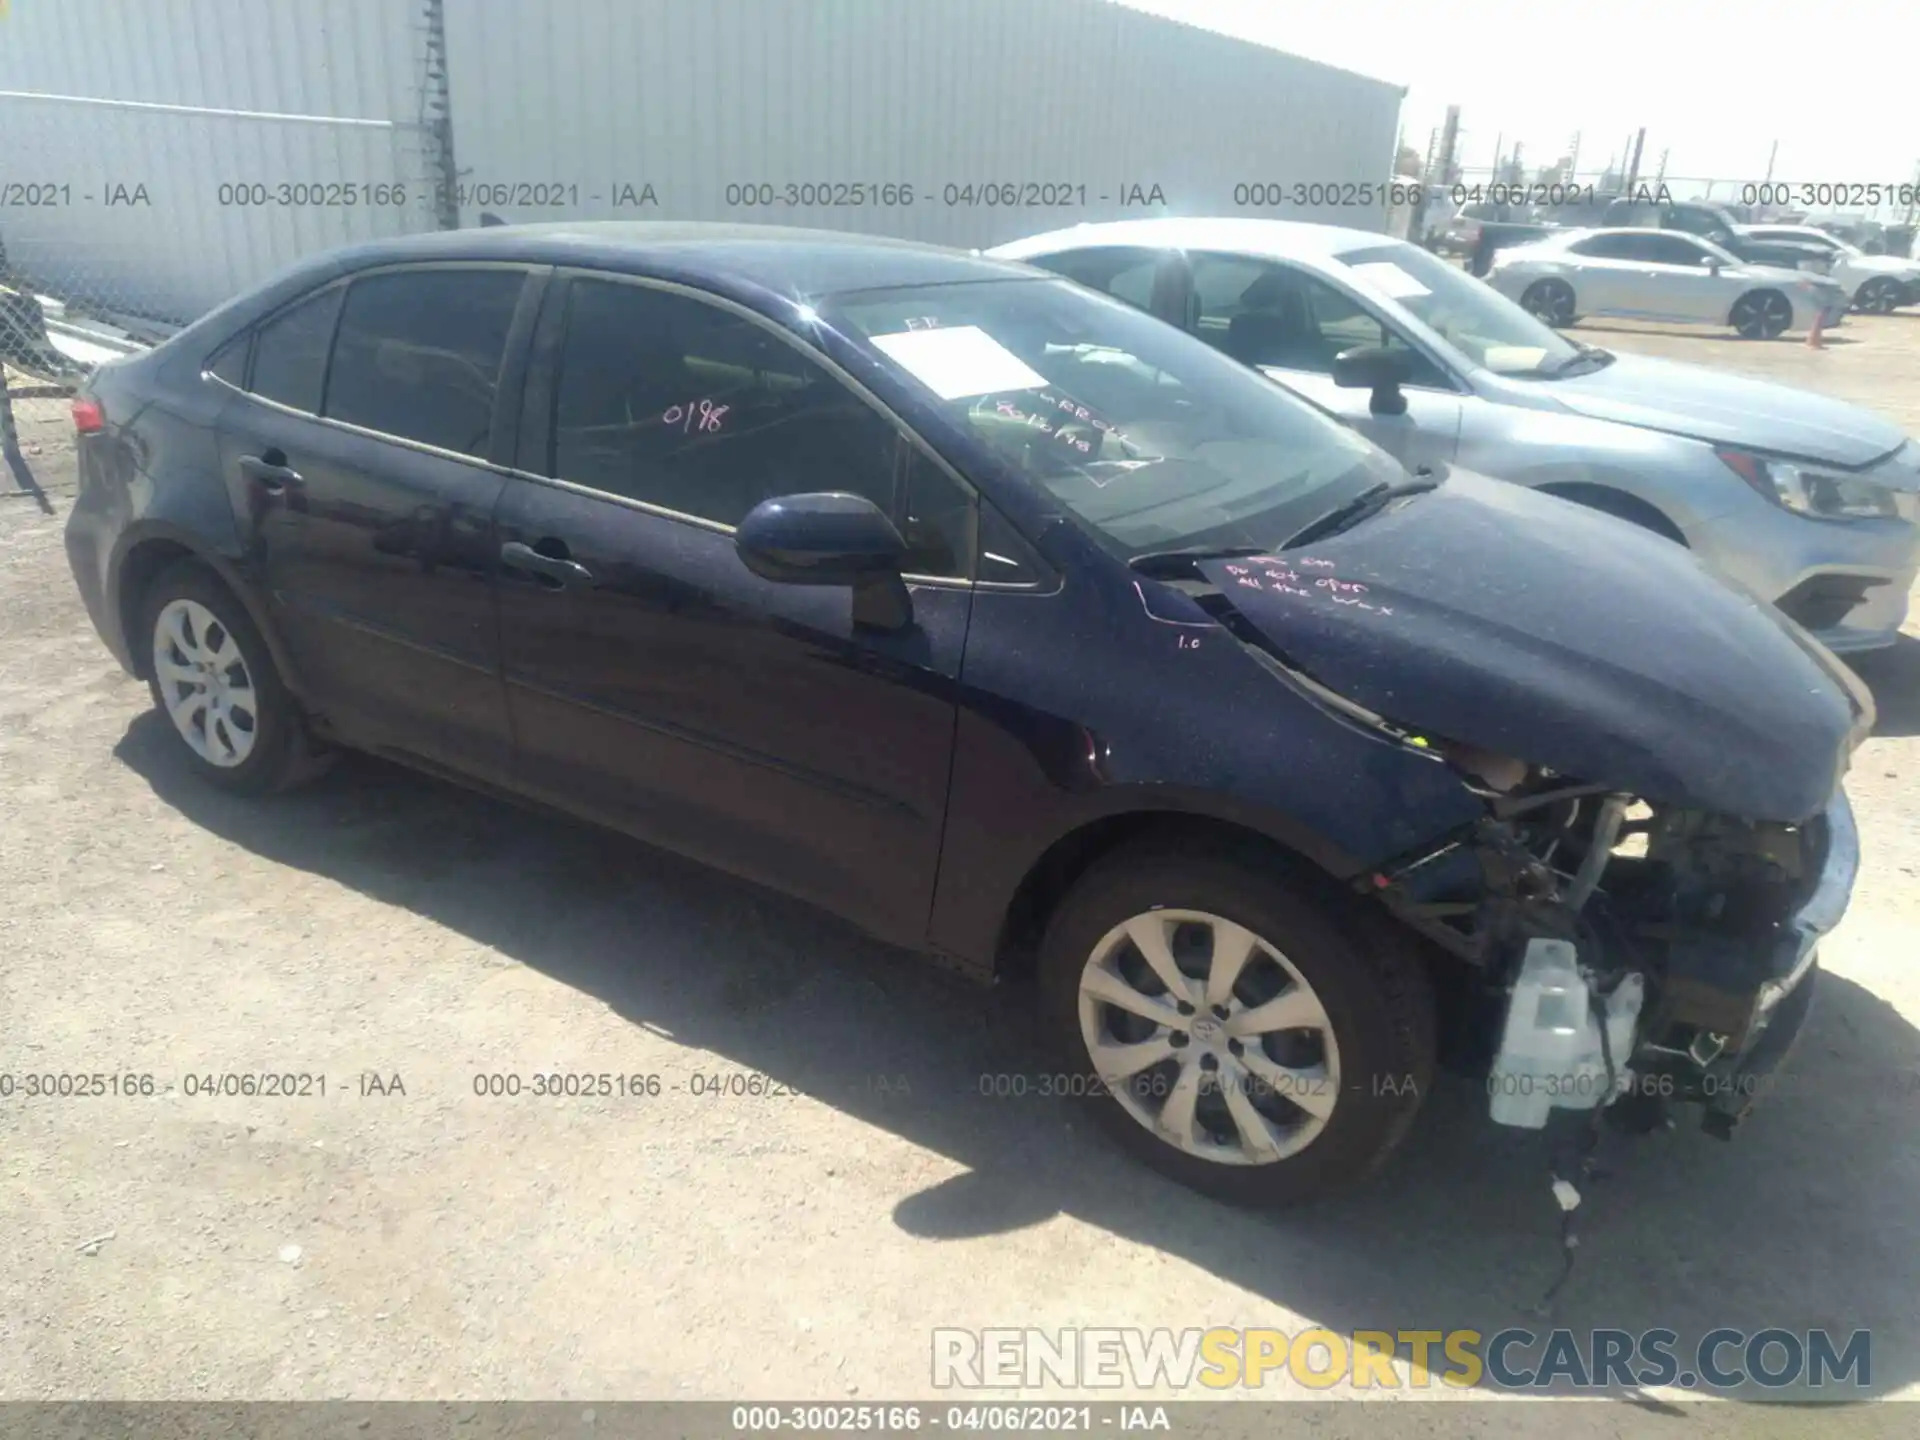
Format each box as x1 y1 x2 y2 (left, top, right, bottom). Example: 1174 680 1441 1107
1715 448 1901 520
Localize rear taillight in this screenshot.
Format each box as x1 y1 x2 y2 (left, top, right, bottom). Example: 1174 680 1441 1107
71 397 104 434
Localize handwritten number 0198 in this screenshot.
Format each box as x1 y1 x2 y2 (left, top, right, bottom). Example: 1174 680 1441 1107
663 398 729 434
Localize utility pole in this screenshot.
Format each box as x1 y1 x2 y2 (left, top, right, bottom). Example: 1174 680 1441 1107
1567 131 1582 182
1654 148 1669 185
1435 105 1461 187
1490 132 1503 189
1763 140 1779 183
1624 128 1647 195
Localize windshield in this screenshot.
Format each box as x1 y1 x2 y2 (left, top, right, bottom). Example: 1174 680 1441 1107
824 277 1402 556
1330 242 1582 377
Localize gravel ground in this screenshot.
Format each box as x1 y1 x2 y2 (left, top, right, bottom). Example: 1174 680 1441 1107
1 317 1917 1421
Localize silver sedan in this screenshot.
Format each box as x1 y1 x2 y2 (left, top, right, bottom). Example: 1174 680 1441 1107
1485 227 1850 338
989 217 1919 652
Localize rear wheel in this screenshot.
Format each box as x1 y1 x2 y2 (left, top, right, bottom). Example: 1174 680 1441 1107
139 560 328 794
1729 289 1793 339
1520 278 1577 327
1037 842 1435 1206
1854 277 1903 314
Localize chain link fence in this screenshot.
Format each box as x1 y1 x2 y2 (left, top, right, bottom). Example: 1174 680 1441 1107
1 0 459 493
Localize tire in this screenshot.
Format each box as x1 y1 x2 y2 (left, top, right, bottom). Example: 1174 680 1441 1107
1854 277 1902 314
1037 840 1436 1207
1520 278 1577 327
139 559 330 794
1729 289 1793 339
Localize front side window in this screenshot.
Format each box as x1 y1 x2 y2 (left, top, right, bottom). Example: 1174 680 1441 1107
1185 254 1447 386
324 268 526 456
826 276 1401 558
1330 242 1581 377
248 287 343 413
550 277 973 576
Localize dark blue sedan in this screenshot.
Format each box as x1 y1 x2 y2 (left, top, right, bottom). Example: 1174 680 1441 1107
65 223 1868 1203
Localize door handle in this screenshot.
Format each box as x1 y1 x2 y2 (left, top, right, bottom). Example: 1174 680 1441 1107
500 539 595 589
239 454 303 493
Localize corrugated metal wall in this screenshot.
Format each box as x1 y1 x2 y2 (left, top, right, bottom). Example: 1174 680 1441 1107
1 0 1401 323
0 0 439 322
441 0 1402 245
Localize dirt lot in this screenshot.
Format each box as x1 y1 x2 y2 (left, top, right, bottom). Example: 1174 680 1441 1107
2 315 1918 1419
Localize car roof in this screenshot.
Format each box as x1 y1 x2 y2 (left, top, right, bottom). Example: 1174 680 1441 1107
987 217 1403 266
312 221 1035 297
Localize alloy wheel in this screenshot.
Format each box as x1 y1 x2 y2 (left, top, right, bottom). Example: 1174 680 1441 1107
1523 280 1575 326
1077 908 1341 1166
152 598 259 768
1734 292 1793 339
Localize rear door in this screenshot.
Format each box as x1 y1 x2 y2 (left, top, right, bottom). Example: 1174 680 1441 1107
1632 233 1732 321
1180 252 1462 469
214 263 541 780
1559 234 1642 314
491 271 977 943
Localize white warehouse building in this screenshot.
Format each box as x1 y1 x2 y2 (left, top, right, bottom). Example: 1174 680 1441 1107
0 0 1406 324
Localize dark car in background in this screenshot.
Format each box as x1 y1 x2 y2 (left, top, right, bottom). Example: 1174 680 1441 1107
1601 197 1834 273
63 223 1867 1205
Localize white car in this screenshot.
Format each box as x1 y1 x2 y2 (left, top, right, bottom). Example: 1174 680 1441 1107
1737 222 1920 313
1484 228 1850 338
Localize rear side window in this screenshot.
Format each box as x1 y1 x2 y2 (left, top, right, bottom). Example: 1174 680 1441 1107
324 269 526 456
249 287 343 413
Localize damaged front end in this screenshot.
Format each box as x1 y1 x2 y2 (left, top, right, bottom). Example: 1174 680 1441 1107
1368 766 1860 1138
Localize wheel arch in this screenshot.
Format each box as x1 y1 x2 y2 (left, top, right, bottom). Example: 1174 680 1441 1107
993 809 1354 981
111 524 304 693
1533 480 1690 544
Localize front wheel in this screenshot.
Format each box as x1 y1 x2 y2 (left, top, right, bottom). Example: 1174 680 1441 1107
1037 843 1436 1206
1729 289 1793 339
1854 277 1903 314
1519 278 1577 327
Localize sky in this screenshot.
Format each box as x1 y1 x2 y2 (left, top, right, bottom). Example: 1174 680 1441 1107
1126 0 1916 188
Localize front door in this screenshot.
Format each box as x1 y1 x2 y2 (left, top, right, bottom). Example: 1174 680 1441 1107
215 265 540 779
492 273 977 944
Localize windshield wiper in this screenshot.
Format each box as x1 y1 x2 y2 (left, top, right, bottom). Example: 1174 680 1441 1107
1280 472 1440 548
1127 544 1271 578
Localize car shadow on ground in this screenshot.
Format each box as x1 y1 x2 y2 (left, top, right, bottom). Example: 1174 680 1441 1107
116 712 1920 1401
1847 634 1920 739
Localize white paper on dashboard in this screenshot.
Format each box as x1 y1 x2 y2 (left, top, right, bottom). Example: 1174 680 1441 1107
870 325 1049 399
1346 261 1431 299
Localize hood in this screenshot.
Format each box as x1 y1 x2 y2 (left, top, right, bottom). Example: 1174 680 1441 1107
1540 351 1906 466
1198 470 1863 823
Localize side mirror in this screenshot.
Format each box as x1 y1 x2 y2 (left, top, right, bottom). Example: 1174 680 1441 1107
1331 345 1412 416
736 492 913 631
1706 257 1724 273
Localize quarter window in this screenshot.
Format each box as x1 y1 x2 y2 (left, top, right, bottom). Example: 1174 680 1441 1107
324 269 526 456
549 277 973 577
1030 248 1162 312
248 287 343 413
